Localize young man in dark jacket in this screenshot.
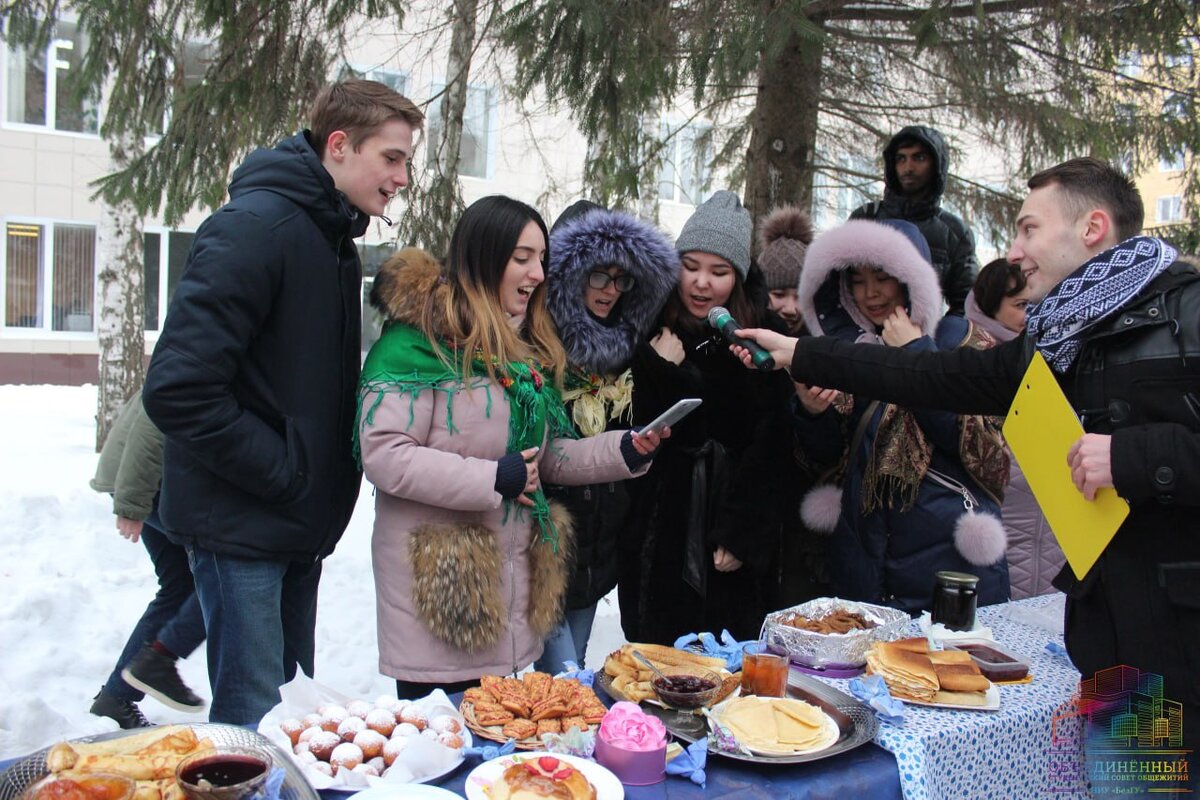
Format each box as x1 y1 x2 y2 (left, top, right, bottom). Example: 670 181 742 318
851 125 979 315
143 80 423 725
738 158 1198 781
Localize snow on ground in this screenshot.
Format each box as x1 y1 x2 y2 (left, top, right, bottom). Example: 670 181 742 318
0 384 624 760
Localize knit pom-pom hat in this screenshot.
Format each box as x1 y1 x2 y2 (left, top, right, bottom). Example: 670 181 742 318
758 206 815 291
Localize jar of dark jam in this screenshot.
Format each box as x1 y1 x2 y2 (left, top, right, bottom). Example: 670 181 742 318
931 571 979 631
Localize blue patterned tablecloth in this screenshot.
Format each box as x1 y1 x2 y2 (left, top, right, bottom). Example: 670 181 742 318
817 593 1088 800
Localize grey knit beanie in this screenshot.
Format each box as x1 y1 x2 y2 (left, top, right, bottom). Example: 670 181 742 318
758 206 814 290
674 190 752 279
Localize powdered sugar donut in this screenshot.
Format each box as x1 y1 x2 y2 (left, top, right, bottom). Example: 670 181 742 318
428 715 462 735
392 722 420 738
319 704 349 733
346 699 373 720
337 716 367 742
280 717 305 745
353 729 388 759
381 737 409 766
399 705 427 730
351 763 379 778
302 713 323 729
310 761 333 777
297 726 321 744
329 742 363 774
420 728 439 741
364 707 396 737
367 756 385 773
296 750 319 766
293 740 312 756
436 731 464 749
308 730 342 761
374 695 403 715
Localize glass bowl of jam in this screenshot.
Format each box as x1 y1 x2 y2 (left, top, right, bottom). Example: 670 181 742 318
651 666 722 709
175 746 272 800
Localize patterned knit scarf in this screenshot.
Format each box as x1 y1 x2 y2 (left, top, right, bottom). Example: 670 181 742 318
353 322 577 550
1026 236 1178 373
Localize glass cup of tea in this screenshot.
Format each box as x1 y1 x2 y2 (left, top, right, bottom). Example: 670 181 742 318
741 652 789 697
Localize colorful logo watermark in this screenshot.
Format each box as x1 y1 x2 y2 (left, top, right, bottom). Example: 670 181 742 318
1046 665 1191 795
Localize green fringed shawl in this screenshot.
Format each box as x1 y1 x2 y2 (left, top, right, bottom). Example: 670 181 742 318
354 322 577 549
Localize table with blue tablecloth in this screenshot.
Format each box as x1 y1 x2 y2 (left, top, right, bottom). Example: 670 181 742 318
0 595 1086 800
812 593 1086 799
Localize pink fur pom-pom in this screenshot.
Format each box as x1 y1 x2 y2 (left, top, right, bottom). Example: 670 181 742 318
953 511 1007 566
800 484 843 534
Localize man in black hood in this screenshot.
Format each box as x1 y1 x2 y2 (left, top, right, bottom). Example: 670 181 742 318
850 125 979 315
143 80 423 724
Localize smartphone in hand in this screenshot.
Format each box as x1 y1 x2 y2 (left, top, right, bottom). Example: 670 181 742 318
638 398 702 436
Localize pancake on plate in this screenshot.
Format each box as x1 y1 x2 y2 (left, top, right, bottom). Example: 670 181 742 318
713 696 839 756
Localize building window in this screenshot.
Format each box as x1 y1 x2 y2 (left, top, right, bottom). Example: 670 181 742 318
5 20 99 134
142 230 195 330
4 220 96 330
338 65 408 96
1159 151 1186 172
1117 51 1141 78
425 84 492 179
657 123 711 205
1157 196 1183 223
358 242 394 351
148 41 212 136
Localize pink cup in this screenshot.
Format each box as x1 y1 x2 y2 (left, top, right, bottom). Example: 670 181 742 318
593 735 667 786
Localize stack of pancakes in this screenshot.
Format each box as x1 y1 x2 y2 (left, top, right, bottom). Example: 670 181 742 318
865 637 991 706
715 696 839 755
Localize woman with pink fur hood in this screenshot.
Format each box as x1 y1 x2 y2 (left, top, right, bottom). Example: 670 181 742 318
792 218 1011 614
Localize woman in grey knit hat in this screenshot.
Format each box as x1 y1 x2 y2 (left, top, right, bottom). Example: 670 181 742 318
618 191 795 644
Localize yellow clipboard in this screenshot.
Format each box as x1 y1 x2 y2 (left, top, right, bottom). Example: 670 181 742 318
1002 351 1129 579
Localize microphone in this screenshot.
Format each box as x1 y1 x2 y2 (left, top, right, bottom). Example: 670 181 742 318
707 306 775 370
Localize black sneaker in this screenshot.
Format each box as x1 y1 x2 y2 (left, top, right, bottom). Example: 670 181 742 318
90 689 153 729
121 646 206 712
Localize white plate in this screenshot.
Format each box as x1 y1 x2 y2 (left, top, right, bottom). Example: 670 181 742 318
463 752 624 800
903 682 1000 711
348 786 464 800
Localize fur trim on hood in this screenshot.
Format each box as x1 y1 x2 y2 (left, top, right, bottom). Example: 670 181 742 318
369 246 449 331
547 210 679 374
798 220 944 341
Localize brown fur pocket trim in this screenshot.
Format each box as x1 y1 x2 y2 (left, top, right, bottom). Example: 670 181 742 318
409 523 505 652
527 501 577 638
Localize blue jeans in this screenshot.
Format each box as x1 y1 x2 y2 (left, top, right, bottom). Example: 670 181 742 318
534 603 598 674
186 544 321 725
103 510 206 703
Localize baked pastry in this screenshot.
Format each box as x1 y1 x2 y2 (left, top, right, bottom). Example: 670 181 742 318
490 756 596 800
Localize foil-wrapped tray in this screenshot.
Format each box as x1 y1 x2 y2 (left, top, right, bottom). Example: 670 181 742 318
760 597 911 669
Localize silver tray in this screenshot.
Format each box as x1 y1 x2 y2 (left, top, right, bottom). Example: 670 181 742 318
595 671 879 765
0 724 318 800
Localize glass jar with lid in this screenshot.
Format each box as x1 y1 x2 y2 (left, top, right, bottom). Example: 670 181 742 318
931 571 979 631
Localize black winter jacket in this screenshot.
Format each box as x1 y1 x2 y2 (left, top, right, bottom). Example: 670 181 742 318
620 323 794 645
144 132 367 561
851 126 978 315
788 261 1200 712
